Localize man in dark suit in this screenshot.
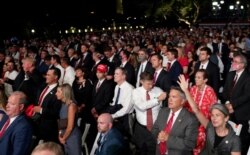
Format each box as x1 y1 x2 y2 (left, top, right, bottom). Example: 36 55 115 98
75 44 94 71
91 64 114 118
150 53 172 107
222 54 250 154
166 48 183 86
33 67 61 143
120 50 136 86
13 57 43 105
95 113 127 155
152 87 199 155
135 48 154 87
0 91 33 155
194 47 220 95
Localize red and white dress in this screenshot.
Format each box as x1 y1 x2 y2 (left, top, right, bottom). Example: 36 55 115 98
185 85 217 155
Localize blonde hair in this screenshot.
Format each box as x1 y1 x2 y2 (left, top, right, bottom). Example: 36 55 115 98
59 83 75 104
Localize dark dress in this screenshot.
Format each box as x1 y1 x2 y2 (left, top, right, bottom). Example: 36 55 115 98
59 103 82 155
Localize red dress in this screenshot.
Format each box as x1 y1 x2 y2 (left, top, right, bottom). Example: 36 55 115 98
185 85 217 155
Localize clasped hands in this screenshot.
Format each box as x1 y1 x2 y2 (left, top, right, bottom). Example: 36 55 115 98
158 130 169 142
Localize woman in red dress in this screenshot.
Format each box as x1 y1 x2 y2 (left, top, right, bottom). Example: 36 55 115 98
186 69 217 155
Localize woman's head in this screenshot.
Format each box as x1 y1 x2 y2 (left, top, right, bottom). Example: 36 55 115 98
210 104 229 128
75 67 88 79
195 69 208 87
56 84 75 103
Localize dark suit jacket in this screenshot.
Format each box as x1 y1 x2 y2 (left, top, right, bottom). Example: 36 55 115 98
76 52 94 71
136 61 155 77
92 79 114 114
222 70 250 120
36 85 61 142
96 128 126 155
0 114 33 155
168 61 183 86
123 62 136 87
152 108 199 155
194 61 220 95
155 69 172 94
13 69 43 104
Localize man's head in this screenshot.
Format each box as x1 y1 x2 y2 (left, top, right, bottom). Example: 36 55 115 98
137 48 148 63
199 47 212 63
114 67 126 85
231 54 247 72
150 53 163 70
167 48 178 61
96 64 108 80
140 72 154 91
46 68 61 85
168 87 186 112
22 57 36 73
6 91 27 118
97 113 113 134
31 142 64 155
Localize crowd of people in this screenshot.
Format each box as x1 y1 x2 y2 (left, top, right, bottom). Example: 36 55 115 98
0 26 250 155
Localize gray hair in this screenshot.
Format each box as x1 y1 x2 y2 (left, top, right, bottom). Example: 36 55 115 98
210 103 229 116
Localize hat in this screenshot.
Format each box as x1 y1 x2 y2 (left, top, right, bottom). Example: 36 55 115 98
210 103 229 116
97 64 108 73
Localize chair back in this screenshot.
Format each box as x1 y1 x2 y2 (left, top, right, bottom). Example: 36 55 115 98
228 120 242 136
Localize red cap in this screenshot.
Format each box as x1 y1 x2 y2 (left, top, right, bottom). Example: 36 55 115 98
97 64 108 73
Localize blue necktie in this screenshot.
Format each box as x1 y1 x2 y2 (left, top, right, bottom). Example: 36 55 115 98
114 87 121 105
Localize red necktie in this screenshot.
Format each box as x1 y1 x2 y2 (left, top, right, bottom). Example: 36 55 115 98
166 62 171 71
38 86 49 106
0 118 10 138
160 112 175 155
146 91 153 131
153 72 158 84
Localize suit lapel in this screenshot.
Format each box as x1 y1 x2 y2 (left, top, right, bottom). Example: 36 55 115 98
170 108 184 133
1 115 23 139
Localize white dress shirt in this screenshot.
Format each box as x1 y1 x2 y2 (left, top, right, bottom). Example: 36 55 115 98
133 86 163 125
111 81 134 118
62 66 75 86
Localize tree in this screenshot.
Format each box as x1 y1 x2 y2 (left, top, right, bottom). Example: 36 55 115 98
155 0 201 27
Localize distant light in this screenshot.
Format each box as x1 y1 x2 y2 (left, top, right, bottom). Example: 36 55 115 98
229 5 234 10
130 26 133 29
127 17 131 20
113 27 116 30
134 17 136 20
144 15 147 18
31 29 35 33
236 1 240 5
213 6 216 10
241 5 244 9
90 11 95 14
65 30 68 34
124 26 127 29
119 26 122 30
212 1 218 6
136 26 139 29
140 26 144 29
84 29 88 33
102 28 105 31
108 27 111 30
71 29 75 33
220 0 224 4
59 30 62 34
90 28 93 32
78 29 81 33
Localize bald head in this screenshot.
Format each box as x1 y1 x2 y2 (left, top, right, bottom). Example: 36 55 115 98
97 113 113 133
